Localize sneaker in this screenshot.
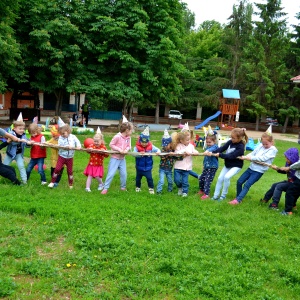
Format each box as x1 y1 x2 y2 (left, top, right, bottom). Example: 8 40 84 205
211 196 219 200
228 199 240 205
41 181 47 185
101 189 108 194
219 196 226 201
182 193 188 197
120 187 127 191
201 194 209 200
178 188 183 196
53 183 58 188
281 210 293 216
268 203 278 210
85 188 91 192
48 182 54 188
135 187 141 192
98 184 104 191
69 186 73 189
197 190 204 195
260 198 269 203
149 188 155 194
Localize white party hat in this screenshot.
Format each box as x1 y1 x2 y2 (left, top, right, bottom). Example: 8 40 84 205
32 116 38 124
96 126 101 134
17 112 23 122
163 128 170 139
266 125 272 136
181 122 190 132
69 118 73 128
122 115 128 123
203 126 208 136
58 117 66 127
207 125 214 136
141 126 149 137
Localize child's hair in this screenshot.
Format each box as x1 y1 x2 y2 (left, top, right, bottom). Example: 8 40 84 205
59 124 72 135
261 132 274 143
205 134 217 143
189 130 194 140
28 123 41 135
13 120 25 127
231 127 248 145
171 131 190 149
119 122 133 133
93 133 105 144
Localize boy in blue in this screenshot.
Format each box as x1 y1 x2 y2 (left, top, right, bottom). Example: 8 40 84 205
198 128 219 199
156 129 182 194
133 126 160 194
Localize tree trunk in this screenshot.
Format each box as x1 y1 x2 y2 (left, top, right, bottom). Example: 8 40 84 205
54 88 64 116
282 116 289 133
255 115 259 131
122 99 127 116
155 100 160 124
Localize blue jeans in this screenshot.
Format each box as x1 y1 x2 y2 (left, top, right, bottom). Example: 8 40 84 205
263 180 291 204
4 153 27 183
26 158 46 182
103 158 127 189
236 168 263 202
136 169 154 189
189 170 199 179
157 167 173 193
174 169 189 194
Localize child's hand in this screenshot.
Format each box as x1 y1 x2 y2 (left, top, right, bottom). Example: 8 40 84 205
271 164 279 170
6 137 12 143
279 166 290 172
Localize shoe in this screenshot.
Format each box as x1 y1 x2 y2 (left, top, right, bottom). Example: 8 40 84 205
182 193 188 197
268 203 278 210
48 182 54 188
219 196 226 201
281 210 292 216
136 187 141 192
211 196 219 200
197 190 204 195
201 194 209 200
198 175 201 180
97 184 104 191
260 198 269 203
69 186 73 189
53 183 58 188
178 188 183 196
120 187 127 191
149 188 155 194
85 188 91 192
41 181 47 185
228 199 240 205
101 189 108 194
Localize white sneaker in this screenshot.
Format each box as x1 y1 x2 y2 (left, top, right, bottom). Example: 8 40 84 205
182 193 188 197
85 188 91 192
149 188 155 194
41 181 47 185
69 186 73 189
178 188 183 196
98 184 104 191
48 182 54 188
136 187 141 192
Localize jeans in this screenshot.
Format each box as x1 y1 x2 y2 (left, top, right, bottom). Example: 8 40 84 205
174 169 189 194
264 180 291 204
103 158 127 189
284 178 300 212
136 169 154 189
189 170 199 179
213 166 241 198
4 153 27 183
236 168 263 202
157 167 173 193
26 158 46 182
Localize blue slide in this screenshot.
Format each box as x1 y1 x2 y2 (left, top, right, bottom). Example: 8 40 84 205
194 111 222 129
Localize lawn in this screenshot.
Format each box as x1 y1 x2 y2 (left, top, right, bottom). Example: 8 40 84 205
0 131 300 299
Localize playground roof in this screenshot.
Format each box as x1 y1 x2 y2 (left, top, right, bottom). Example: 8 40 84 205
222 89 240 99
291 75 300 83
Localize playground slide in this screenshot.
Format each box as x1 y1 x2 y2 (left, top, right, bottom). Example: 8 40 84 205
194 111 222 129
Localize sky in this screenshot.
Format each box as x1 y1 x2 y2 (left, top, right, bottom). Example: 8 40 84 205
183 0 299 30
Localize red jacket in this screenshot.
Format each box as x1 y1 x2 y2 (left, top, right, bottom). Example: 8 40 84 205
30 134 47 159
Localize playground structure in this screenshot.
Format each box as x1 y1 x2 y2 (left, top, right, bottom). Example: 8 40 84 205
218 89 240 128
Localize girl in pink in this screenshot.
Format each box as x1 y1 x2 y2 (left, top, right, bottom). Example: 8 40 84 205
84 132 109 192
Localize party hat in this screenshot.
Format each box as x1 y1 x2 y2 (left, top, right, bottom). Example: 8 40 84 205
266 125 272 136
96 126 101 134
140 126 150 143
122 115 128 123
203 126 208 137
57 117 66 127
162 128 172 147
32 116 38 124
69 118 73 128
50 124 59 137
17 112 23 122
181 122 190 132
207 125 214 136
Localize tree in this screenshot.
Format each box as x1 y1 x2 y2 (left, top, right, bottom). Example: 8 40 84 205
246 102 267 131
278 106 299 133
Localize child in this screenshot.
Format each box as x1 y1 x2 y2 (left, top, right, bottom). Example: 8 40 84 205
198 128 219 199
229 130 278 205
205 127 248 201
26 123 47 185
83 131 109 192
187 128 200 180
156 129 181 194
48 120 81 189
260 147 299 209
45 125 64 187
3 114 29 184
173 127 199 197
101 116 133 194
133 126 160 194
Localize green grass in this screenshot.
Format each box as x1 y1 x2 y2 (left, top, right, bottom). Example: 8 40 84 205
1 131 300 299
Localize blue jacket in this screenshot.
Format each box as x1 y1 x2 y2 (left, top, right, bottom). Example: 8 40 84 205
203 144 219 169
5 131 28 159
134 143 160 172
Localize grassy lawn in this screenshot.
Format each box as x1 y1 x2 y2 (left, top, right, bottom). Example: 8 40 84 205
1 131 300 299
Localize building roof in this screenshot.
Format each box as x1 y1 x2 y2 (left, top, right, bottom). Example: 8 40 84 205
291 75 300 82
222 89 240 99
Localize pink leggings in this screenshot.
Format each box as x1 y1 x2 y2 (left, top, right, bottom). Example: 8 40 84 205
51 156 73 186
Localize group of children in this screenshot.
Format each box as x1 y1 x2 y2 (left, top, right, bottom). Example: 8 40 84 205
1 114 300 215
